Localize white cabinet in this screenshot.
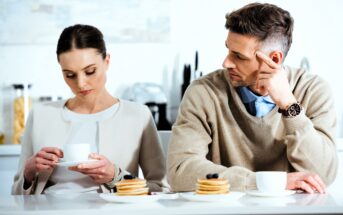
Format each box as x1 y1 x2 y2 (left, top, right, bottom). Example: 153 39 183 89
0 145 20 195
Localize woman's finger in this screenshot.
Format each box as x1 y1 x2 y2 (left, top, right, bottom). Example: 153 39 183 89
36 163 54 172
41 147 64 157
36 157 57 166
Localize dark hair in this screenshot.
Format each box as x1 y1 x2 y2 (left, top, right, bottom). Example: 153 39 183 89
225 3 294 57
56 24 106 61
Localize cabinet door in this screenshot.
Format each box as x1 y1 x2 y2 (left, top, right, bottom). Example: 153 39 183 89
0 156 20 195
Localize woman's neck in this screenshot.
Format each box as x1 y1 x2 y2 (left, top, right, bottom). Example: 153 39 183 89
66 90 118 114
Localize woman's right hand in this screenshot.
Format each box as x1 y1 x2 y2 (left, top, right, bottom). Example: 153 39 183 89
24 147 63 183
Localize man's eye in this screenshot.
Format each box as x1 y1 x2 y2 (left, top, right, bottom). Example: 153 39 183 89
235 54 244 60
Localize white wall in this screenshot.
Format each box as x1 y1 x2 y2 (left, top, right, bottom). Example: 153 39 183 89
1 0 343 141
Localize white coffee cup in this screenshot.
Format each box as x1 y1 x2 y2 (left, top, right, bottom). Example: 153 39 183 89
256 171 287 193
63 143 90 162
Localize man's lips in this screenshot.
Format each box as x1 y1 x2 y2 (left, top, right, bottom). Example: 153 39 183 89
79 89 93 96
228 71 241 80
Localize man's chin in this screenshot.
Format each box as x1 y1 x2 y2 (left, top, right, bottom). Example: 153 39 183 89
229 79 248 87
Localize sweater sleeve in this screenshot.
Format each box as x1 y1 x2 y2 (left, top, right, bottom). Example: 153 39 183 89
139 107 168 192
283 77 338 185
167 81 256 192
12 111 36 195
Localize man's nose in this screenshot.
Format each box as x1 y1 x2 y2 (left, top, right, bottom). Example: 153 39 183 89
222 54 235 69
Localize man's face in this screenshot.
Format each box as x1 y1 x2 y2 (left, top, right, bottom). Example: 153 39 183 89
223 31 262 91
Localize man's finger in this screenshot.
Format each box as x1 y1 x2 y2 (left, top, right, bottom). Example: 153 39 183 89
256 51 279 69
304 175 323 194
314 174 326 192
295 181 314 194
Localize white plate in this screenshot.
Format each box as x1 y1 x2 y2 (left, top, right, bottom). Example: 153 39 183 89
99 193 160 203
151 192 179 200
57 159 98 167
180 191 245 202
245 189 296 197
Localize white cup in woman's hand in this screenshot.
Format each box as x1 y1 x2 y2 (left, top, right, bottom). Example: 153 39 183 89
63 143 90 162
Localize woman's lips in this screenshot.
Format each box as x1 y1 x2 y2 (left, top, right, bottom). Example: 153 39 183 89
79 89 93 96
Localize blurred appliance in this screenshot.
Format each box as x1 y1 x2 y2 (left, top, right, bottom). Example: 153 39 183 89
123 83 171 130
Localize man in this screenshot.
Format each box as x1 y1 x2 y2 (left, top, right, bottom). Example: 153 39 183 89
167 3 337 193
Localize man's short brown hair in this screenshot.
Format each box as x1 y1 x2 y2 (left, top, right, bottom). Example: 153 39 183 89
225 3 294 57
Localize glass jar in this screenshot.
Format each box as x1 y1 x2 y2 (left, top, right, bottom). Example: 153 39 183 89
12 84 32 144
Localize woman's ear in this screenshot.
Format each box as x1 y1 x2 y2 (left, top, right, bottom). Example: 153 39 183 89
269 51 283 65
104 53 110 70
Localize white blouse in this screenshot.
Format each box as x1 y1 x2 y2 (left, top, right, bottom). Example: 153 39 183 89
44 103 119 194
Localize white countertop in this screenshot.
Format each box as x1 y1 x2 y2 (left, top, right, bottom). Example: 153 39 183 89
0 192 342 215
0 145 20 156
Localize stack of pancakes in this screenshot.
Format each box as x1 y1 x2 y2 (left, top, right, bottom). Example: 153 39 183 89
196 176 230 195
115 178 149 196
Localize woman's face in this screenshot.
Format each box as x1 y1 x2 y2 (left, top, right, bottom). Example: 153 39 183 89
58 48 110 101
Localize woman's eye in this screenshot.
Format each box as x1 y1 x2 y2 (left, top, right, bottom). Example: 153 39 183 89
86 69 96 75
66 73 76 79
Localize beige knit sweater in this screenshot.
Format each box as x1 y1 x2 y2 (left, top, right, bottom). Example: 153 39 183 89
167 67 338 192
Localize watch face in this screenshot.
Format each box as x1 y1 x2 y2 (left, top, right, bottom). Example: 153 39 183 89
287 103 302 116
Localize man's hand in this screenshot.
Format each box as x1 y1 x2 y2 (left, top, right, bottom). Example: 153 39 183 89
68 153 115 184
24 147 63 183
255 51 297 109
287 172 326 194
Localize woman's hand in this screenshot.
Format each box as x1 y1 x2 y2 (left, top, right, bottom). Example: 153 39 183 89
287 172 326 194
68 153 115 184
24 147 63 182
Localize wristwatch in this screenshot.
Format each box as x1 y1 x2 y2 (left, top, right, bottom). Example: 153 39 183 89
278 102 302 117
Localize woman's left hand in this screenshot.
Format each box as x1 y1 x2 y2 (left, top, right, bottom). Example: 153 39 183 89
69 153 115 184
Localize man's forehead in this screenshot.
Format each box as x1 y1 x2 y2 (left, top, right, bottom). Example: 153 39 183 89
226 32 260 57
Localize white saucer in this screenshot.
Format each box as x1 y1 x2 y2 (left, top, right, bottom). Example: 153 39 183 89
180 191 245 202
99 193 160 203
245 189 296 197
57 159 98 167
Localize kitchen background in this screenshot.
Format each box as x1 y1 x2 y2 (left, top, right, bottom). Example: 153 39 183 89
0 0 343 143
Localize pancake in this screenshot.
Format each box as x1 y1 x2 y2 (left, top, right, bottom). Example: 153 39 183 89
196 178 230 195
115 178 149 196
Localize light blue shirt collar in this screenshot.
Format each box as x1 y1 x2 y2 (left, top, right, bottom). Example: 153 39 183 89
238 86 275 104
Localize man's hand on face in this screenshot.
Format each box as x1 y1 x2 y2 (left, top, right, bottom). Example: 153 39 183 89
255 51 297 109
287 172 326 194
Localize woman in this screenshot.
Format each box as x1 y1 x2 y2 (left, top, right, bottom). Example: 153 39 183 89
12 24 166 194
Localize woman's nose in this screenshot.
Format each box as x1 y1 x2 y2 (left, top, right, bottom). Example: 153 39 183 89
77 75 86 89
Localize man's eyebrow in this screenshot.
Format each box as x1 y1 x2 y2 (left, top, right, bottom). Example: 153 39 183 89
232 51 249 59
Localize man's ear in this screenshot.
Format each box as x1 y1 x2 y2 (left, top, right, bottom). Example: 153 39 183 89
269 51 283 65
